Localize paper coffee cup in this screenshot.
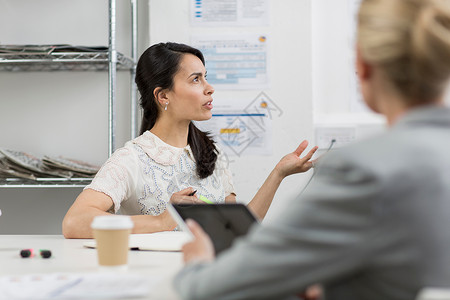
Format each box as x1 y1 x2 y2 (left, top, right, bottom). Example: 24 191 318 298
91 215 134 270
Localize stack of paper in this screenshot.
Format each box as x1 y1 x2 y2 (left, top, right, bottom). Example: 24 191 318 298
42 156 99 177
0 148 99 180
0 151 35 180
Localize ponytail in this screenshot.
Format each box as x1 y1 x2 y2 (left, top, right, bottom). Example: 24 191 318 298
410 1 450 100
188 122 218 179
358 0 450 103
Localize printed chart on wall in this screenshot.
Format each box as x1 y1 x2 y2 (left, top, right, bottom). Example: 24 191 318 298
195 93 281 157
190 0 269 27
191 34 270 90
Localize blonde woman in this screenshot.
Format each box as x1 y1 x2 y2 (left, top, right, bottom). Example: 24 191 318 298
175 0 450 299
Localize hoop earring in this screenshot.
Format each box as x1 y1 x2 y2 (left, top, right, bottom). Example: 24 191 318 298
164 103 168 111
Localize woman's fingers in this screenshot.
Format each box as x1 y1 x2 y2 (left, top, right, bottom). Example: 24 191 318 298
186 219 209 239
301 146 319 162
178 187 196 195
181 219 215 263
293 141 319 161
172 196 203 204
170 187 204 204
293 140 309 156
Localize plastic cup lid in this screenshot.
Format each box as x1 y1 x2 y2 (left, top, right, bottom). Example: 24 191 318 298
91 215 134 230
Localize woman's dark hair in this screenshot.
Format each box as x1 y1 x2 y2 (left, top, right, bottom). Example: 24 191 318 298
135 42 217 179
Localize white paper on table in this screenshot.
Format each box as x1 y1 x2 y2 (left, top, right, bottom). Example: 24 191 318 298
83 231 192 252
0 272 154 299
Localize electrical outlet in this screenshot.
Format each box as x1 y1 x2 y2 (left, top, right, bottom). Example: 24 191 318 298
315 126 356 149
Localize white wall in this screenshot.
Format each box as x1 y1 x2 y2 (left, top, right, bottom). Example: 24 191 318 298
311 0 450 143
0 0 149 234
149 0 314 222
311 0 386 154
312 0 450 112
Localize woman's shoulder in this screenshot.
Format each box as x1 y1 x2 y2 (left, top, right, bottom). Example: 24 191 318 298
106 142 139 165
131 131 186 166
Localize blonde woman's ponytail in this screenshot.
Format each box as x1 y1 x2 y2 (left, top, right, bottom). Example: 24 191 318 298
411 1 450 99
358 0 450 103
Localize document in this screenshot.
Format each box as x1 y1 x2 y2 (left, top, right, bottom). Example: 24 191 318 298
190 0 269 27
195 97 273 156
191 33 270 90
0 273 153 299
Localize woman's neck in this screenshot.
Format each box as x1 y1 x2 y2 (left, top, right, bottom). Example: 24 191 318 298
379 96 409 126
149 118 190 148
369 66 445 126
150 121 189 148
378 93 444 127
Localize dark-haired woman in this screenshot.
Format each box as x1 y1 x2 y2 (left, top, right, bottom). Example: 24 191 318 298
62 42 317 239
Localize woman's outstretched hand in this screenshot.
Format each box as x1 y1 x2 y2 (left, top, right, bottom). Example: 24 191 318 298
275 140 318 178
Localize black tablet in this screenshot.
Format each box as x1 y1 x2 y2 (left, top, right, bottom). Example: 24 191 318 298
167 203 258 254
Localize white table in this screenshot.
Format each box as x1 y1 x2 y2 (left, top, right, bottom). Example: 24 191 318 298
0 235 182 300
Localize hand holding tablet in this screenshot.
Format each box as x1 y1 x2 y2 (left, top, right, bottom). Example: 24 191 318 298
167 203 257 254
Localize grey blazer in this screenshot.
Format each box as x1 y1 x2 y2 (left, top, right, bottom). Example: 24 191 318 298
174 106 450 300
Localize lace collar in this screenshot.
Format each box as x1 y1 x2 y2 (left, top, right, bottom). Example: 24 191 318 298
132 131 194 166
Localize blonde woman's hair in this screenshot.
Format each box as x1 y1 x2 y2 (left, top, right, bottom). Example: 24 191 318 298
358 0 450 103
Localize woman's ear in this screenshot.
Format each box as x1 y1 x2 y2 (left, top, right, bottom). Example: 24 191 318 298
356 46 372 82
153 87 168 107
356 46 379 113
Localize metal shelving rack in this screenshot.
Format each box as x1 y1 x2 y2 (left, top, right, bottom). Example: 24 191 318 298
0 0 138 188
0 51 134 72
0 178 94 188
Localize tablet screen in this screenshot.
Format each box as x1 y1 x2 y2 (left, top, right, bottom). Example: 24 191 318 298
171 204 257 254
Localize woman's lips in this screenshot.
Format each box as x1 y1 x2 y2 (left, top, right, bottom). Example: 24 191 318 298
203 101 213 110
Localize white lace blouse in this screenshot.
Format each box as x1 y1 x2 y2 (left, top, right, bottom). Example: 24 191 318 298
85 131 235 216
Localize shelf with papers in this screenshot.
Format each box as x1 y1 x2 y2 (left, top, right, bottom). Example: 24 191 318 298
0 0 139 189
0 177 93 188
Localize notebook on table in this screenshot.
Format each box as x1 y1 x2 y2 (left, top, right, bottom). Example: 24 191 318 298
83 231 192 252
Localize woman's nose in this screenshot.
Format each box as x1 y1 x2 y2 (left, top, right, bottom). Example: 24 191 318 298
205 82 214 95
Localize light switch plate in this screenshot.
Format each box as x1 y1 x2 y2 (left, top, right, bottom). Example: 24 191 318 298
315 126 357 149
